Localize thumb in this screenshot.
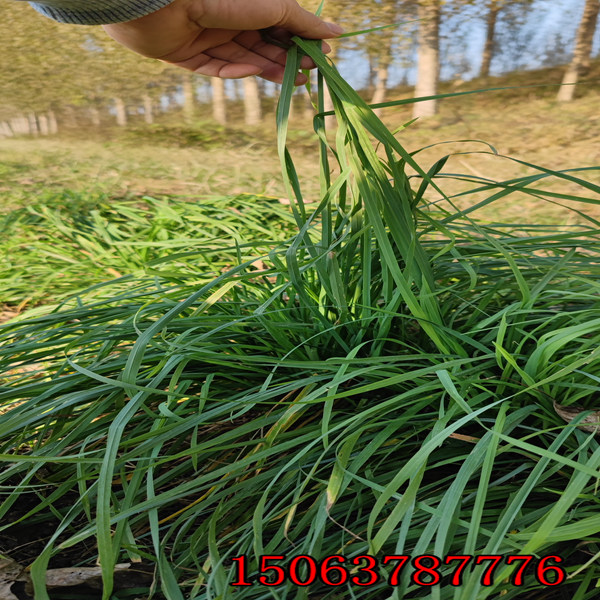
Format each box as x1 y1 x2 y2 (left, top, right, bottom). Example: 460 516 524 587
278 2 344 39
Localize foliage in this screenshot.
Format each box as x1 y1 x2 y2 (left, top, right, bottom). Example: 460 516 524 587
0 1 175 119
122 123 264 148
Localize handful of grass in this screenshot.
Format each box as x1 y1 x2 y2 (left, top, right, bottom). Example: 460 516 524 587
1 39 600 600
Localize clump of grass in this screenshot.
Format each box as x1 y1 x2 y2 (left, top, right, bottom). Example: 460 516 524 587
122 122 263 149
0 192 296 308
1 39 600 600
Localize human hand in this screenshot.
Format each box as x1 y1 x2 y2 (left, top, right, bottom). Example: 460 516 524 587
102 0 343 84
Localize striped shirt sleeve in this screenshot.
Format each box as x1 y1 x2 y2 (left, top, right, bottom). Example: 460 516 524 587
27 0 176 25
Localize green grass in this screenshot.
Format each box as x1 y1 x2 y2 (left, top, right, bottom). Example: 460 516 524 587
0 192 297 307
1 40 600 600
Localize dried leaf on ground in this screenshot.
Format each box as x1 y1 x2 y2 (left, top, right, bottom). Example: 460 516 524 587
553 400 600 434
0 557 29 600
43 563 131 590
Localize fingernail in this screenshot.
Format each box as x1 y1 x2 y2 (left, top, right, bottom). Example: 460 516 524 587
326 22 344 35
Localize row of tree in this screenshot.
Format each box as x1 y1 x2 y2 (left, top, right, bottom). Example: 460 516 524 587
0 0 598 136
414 0 598 116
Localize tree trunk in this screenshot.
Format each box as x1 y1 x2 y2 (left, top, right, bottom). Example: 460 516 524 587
371 62 390 117
243 77 262 125
48 110 58 134
480 0 500 78
557 0 600 102
367 57 377 97
28 113 39 136
211 78 227 125
62 105 78 128
114 97 127 126
580 4 599 75
89 107 101 127
414 0 441 118
142 95 154 124
38 114 49 135
321 44 340 130
182 72 196 123
10 115 30 135
0 121 14 138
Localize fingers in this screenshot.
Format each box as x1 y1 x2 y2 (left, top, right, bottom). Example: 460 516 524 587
201 39 288 82
195 58 263 79
205 39 278 70
234 30 327 70
171 52 305 85
278 1 344 40
174 32 316 84
190 0 343 40
220 32 288 66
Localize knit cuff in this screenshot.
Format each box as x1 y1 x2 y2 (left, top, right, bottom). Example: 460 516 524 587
29 0 176 25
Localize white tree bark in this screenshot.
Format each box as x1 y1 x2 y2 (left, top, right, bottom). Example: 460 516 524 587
38 114 49 135
113 98 127 126
243 77 262 125
322 82 336 131
142 95 154 124
10 115 30 135
0 121 14 138
211 78 227 125
89 107 101 127
413 0 441 118
48 110 58 134
182 72 196 123
28 113 39 136
557 0 600 102
371 63 390 117
480 0 500 78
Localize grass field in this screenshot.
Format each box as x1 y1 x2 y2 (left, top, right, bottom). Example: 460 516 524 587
1 52 600 600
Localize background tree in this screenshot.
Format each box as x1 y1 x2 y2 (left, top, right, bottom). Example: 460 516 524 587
3 0 600 134
352 0 417 114
414 0 441 118
306 0 349 126
182 72 197 124
243 78 262 125
76 27 174 126
443 0 540 79
0 3 83 130
0 2 174 130
479 0 501 77
211 79 228 125
557 0 600 102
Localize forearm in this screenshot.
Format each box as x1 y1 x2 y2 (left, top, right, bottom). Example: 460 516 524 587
25 0 175 25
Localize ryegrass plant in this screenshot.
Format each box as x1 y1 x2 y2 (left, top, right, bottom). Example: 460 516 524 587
0 192 297 307
1 39 600 600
